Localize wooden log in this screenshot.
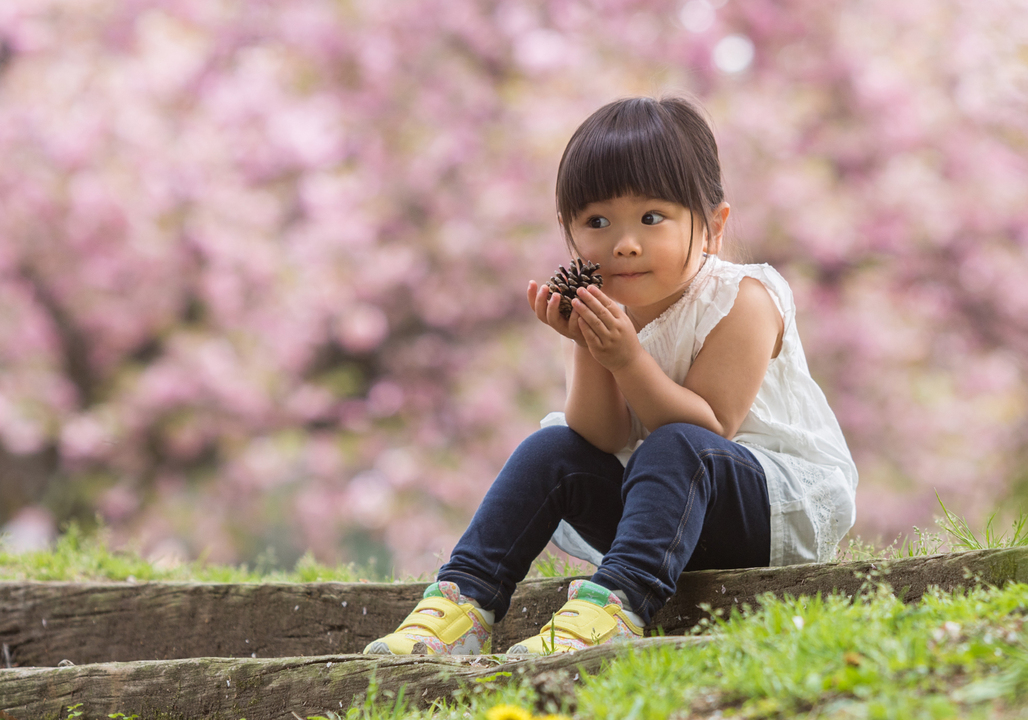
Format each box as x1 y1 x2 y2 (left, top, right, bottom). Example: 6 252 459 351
0 637 710 720
0 577 575 667
1 548 1025 668
0 580 431 668
652 545 1028 630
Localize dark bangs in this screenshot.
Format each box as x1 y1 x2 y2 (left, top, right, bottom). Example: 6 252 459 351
555 96 724 253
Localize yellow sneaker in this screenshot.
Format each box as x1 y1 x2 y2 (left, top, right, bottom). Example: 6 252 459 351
506 580 642 654
363 581 492 655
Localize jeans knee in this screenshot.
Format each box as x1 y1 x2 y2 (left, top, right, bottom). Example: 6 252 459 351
518 425 586 458
622 424 724 493
646 422 721 449
504 425 602 481
631 422 723 463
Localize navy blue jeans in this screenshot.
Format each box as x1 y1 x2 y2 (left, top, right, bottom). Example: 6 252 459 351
438 423 771 625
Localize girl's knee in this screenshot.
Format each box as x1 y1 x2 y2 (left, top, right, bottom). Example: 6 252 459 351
508 425 601 470
519 425 584 454
639 422 723 455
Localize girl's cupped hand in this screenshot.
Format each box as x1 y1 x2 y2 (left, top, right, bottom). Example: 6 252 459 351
570 284 643 372
528 280 643 372
527 280 587 345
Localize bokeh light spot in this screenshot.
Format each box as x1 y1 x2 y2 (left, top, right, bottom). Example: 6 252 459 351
680 0 716 33
714 33 754 73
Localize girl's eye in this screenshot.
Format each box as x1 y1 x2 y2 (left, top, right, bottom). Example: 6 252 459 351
641 211 665 225
587 216 610 229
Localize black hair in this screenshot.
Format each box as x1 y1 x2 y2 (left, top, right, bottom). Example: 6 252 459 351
555 96 724 255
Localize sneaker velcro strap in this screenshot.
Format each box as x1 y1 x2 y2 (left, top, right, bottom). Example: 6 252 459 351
397 597 474 645
542 599 618 644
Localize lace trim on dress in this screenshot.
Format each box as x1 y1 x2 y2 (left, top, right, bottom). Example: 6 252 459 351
637 255 718 345
774 452 840 563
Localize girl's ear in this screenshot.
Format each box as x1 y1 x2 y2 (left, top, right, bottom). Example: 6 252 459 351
705 202 730 255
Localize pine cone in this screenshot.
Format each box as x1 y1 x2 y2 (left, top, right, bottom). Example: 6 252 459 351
546 259 603 319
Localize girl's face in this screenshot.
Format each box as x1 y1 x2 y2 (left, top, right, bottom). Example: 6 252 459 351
568 194 725 329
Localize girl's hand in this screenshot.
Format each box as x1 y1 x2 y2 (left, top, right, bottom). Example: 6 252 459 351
527 280 586 344
571 285 643 371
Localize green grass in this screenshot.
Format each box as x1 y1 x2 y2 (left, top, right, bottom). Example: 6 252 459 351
935 494 1028 552
837 496 1028 564
0 526 589 584
0 523 388 584
572 582 1028 719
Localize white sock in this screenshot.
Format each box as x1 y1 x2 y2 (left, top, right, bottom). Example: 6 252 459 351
612 590 645 628
462 594 495 626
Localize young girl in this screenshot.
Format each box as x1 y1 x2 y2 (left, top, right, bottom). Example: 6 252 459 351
365 96 857 656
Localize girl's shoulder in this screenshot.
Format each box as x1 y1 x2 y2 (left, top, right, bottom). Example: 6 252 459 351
708 258 792 306
692 257 793 342
637 257 794 349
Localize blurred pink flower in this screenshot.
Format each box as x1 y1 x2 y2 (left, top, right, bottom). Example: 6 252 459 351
0 506 55 553
336 304 389 353
59 413 112 462
344 471 395 530
0 394 47 454
367 381 405 418
97 484 140 524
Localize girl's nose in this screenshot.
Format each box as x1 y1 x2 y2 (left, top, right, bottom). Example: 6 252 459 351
613 233 641 257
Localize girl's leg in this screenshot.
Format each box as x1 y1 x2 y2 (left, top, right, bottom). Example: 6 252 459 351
590 422 770 624
438 425 625 622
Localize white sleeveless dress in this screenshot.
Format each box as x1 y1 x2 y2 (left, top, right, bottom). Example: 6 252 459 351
543 256 858 567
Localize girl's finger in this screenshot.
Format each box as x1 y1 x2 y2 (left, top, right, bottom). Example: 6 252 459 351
527 281 541 316
566 312 586 343
533 283 554 323
577 315 608 354
545 290 568 327
572 297 610 337
527 280 539 307
573 295 615 335
576 285 617 324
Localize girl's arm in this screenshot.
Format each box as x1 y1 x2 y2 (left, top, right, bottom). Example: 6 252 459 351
562 339 633 453
528 280 633 452
573 278 783 439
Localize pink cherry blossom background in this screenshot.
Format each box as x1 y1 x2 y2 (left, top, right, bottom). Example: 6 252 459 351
0 0 1026 573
